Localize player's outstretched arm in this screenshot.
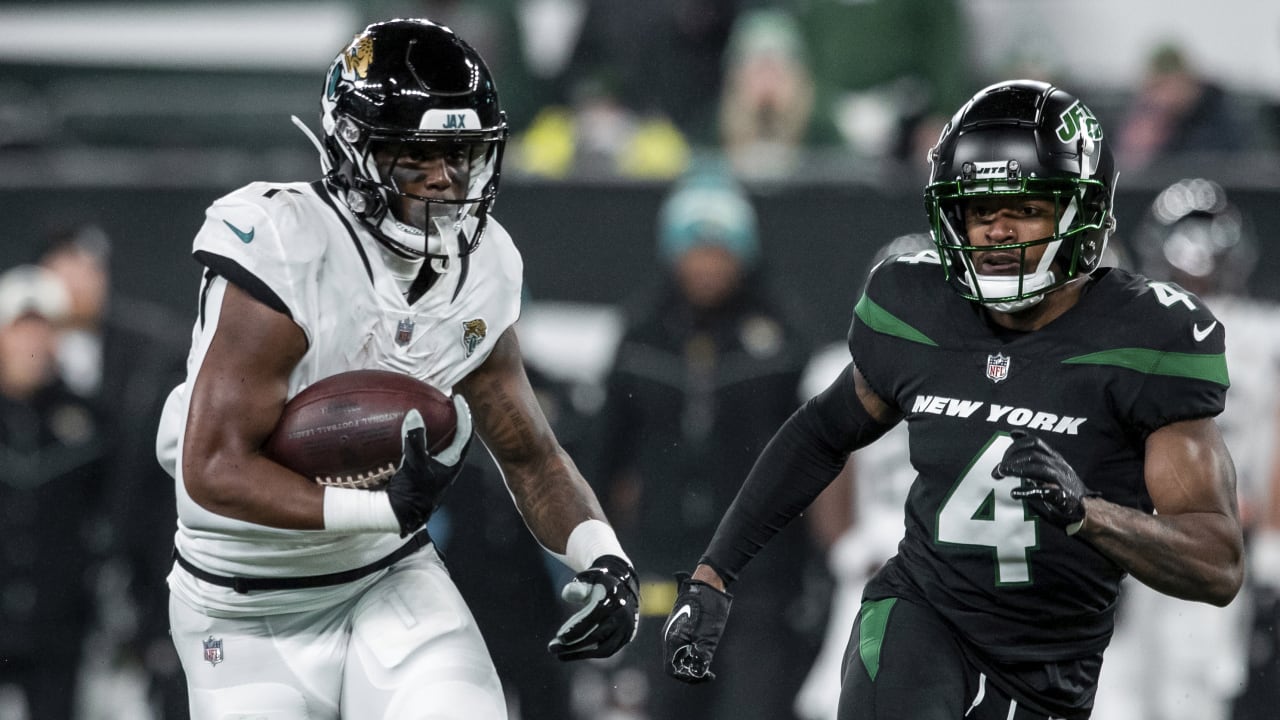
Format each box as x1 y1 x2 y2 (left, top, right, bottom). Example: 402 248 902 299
661 364 900 682
1078 417 1244 606
457 326 639 659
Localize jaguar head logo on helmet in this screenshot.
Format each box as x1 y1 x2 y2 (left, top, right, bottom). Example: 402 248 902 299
317 19 509 271
923 80 1118 313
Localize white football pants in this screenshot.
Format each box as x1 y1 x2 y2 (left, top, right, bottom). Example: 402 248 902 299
170 546 507 719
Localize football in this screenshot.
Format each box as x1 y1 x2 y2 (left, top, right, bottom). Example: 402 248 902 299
264 369 457 489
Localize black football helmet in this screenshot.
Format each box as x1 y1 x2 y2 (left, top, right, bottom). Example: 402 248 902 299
321 19 508 263
924 80 1117 312
1132 178 1256 296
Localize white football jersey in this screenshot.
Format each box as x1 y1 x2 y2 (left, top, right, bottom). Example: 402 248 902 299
157 180 522 615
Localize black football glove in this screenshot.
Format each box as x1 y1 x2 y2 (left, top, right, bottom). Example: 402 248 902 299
386 396 473 537
993 429 1099 534
548 554 640 661
662 572 733 684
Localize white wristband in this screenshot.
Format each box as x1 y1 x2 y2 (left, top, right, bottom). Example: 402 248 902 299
323 486 400 533
554 519 630 573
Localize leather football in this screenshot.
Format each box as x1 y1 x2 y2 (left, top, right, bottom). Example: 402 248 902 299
264 369 457 489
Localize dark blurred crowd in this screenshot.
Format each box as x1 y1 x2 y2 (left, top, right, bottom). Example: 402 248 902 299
354 0 1275 186
2 2 1279 719
6 1 1275 189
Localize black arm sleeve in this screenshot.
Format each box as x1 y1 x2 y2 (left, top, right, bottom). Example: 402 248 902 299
699 364 897 583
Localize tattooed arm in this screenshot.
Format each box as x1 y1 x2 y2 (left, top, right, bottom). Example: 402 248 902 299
454 326 608 554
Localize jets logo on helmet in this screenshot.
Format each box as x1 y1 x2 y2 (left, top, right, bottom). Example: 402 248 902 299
1054 100 1102 145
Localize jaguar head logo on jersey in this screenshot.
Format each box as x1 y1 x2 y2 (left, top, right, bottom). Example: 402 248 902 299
203 636 224 666
462 318 487 357
986 353 1011 383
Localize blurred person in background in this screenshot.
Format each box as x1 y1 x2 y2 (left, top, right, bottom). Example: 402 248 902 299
717 8 833 181
563 0 741 146
1115 43 1256 174
0 265 106 720
38 225 191 719
793 0 973 171
514 0 737 179
1093 178 1280 720
588 168 825 720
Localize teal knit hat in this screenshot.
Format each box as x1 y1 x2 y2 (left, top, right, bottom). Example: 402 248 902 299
657 173 759 267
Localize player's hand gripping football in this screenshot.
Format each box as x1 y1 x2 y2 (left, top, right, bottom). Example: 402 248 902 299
386 396 473 537
662 571 732 683
548 554 640 661
993 429 1099 535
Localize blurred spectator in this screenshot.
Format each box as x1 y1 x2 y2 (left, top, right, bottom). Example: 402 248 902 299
717 8 828 181
562 0 741 144
586 169 825 719
512 79 692 179
513 0 739 178
38 225 190 720
794 0 973 169
1093 178 1280 720
0 265 106 720
1115 43 1254 174
1237 448 1280 720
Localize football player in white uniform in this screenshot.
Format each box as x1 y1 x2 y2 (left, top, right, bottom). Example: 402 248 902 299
1092 178 1280 720
155 19 638 720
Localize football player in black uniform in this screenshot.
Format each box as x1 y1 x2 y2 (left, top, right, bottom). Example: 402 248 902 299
661 79 1244 719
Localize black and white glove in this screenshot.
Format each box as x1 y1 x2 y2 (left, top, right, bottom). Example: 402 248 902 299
548 554 640 661
662 572 733 684
386 396 472 537
993 429 1099 535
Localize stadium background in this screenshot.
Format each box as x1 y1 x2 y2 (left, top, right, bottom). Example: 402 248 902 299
1 0 1278 343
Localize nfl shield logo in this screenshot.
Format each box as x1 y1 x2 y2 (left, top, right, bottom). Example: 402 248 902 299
395 318 415 346
986 353 1011 383
203 636 224 666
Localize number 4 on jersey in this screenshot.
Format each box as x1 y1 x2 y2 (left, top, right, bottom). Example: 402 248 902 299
936 433 1039 585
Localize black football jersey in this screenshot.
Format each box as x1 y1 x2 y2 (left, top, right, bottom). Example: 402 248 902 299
850 253 1228 664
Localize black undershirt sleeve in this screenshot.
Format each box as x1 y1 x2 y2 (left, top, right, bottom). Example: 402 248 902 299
699 364 897 584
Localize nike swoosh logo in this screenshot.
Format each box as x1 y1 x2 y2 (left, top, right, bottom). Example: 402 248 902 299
664 604 692 639
1192 321 1218 342
223 219 255 243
